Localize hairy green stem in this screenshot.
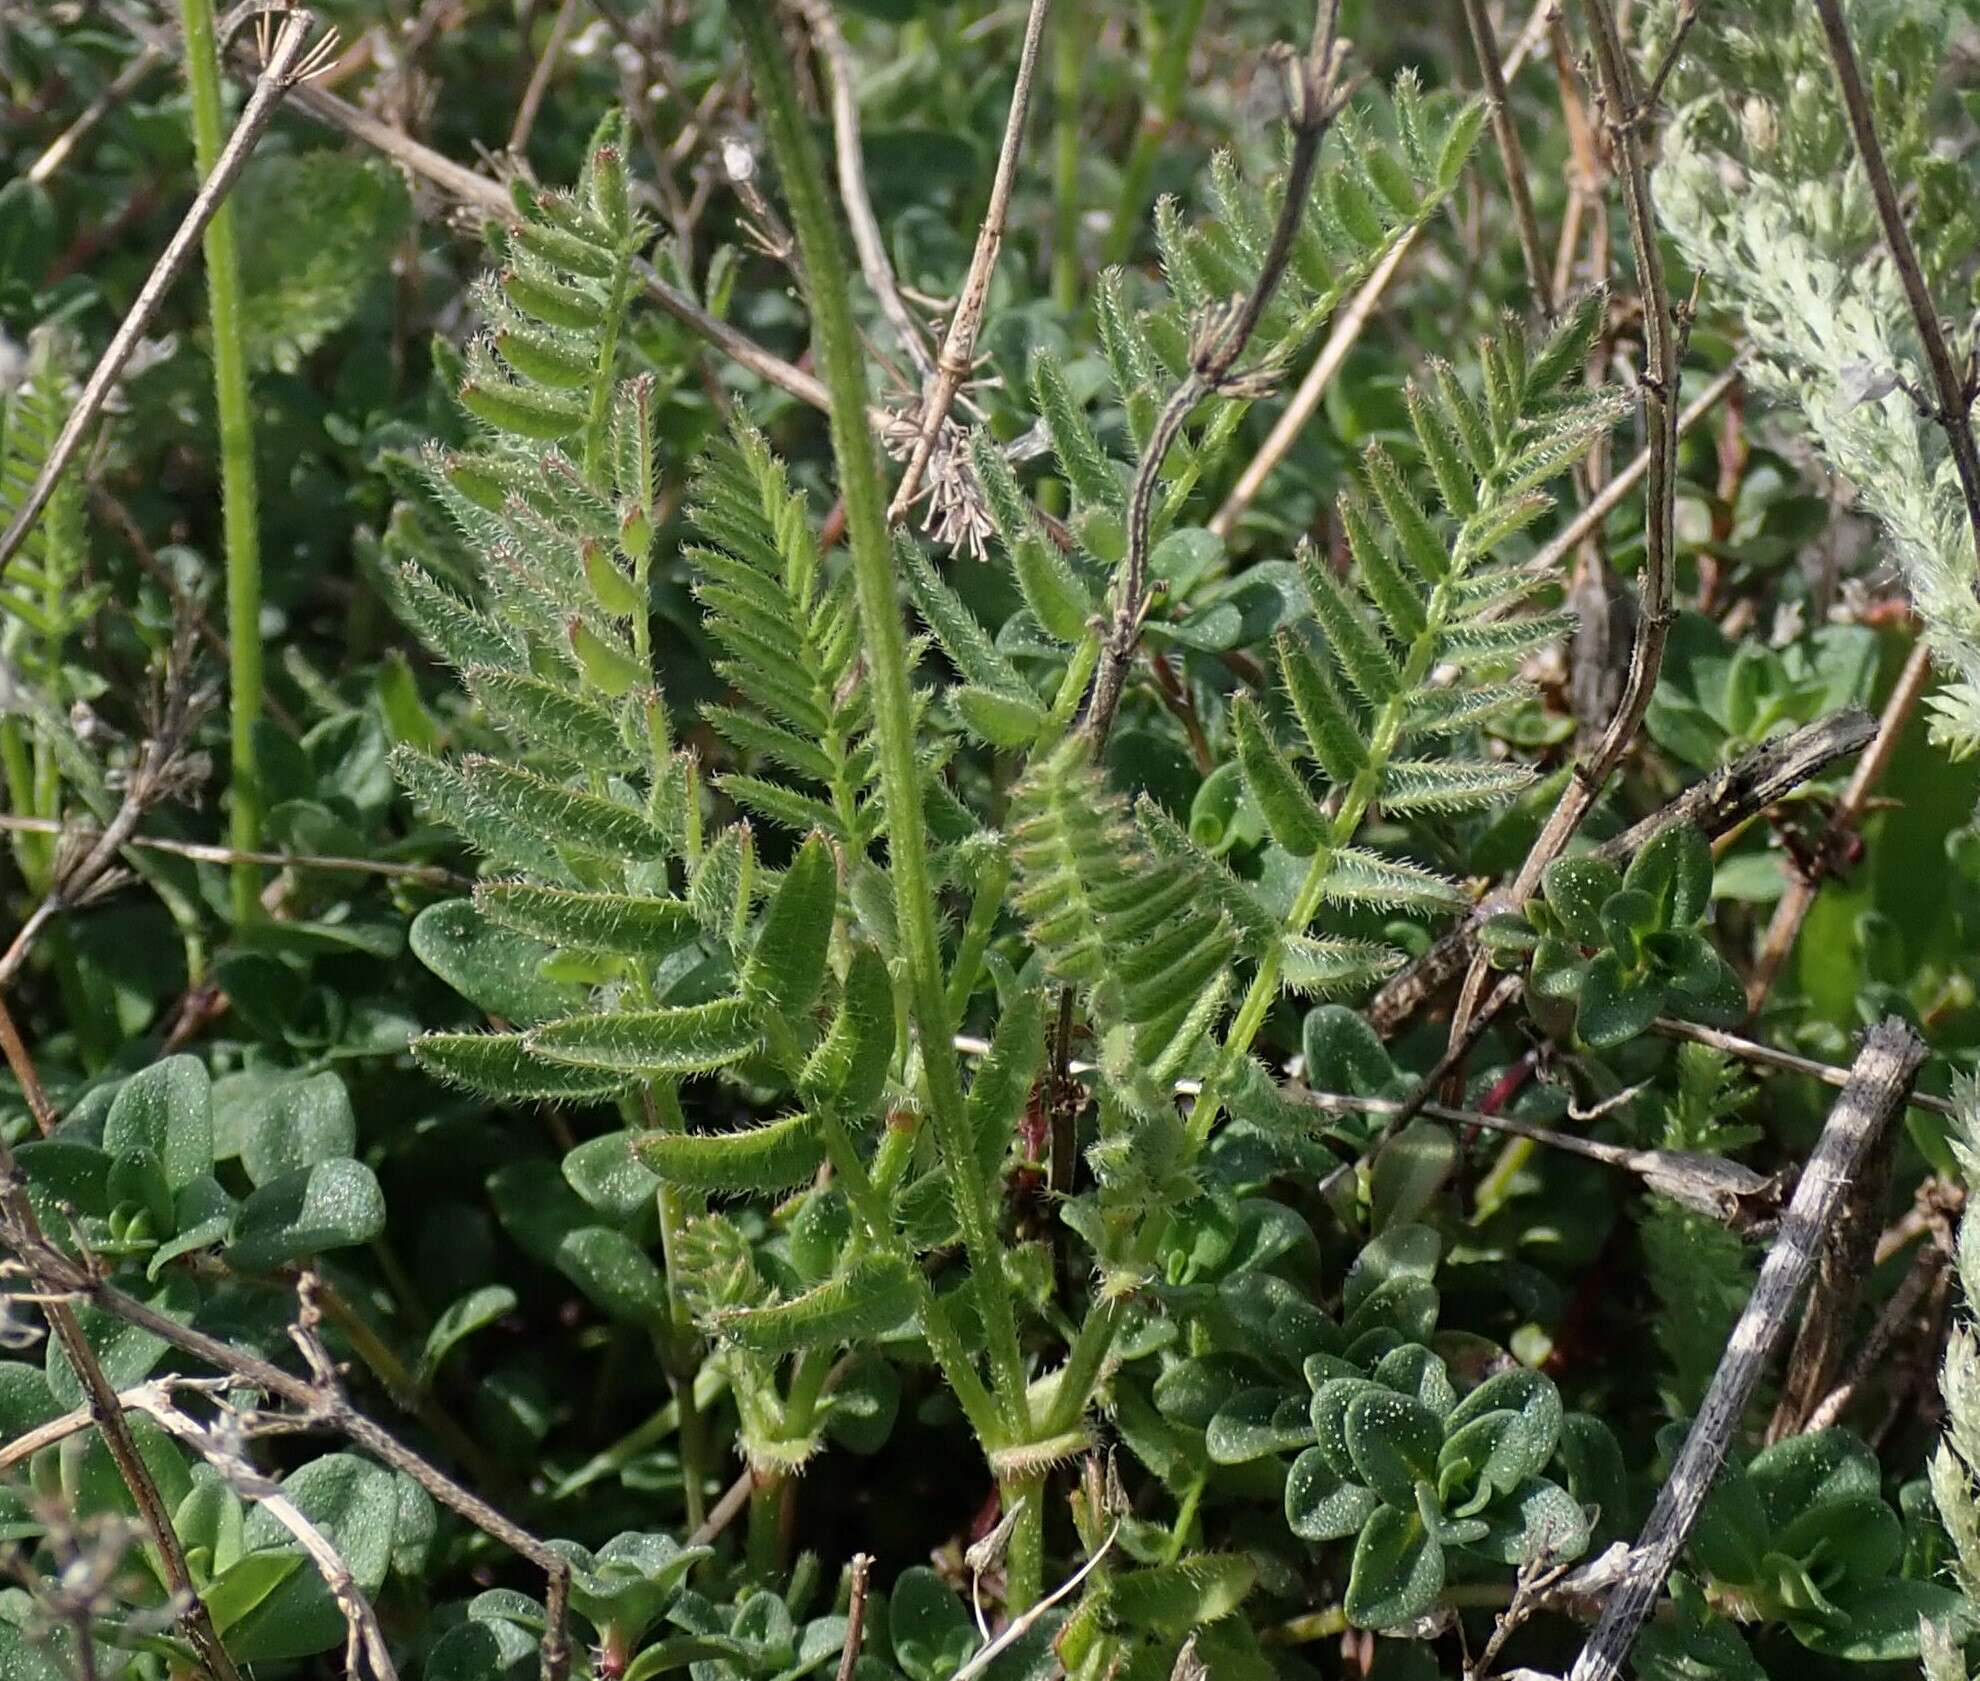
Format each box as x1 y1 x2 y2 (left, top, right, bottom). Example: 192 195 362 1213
1103 0 1209 266
1049 6 1082 313
746 1472 785 1581
1049 552 1476 1439
1001 1471 1045 1610
645 1079 710 1532
179 0 264 923
581 258 634 486
734 0 1032 1454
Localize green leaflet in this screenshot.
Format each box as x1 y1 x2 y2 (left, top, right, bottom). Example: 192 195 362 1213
635 1112 825 1194
1231 695 1328 856
740 832 837 1019
971 429 1095 642
413 1031 631 1100
714 1254 919 1354
1277 631 1368 788
474 883 702 959
1009 737 1237 1060
687 425 874 845
800 941 896 1113
1106 1554 1256 1635
527 996 763 1076
453 756 668 862
465 668 633 768
395 564 525 675
1378 759 1536 814
459 375 586 441
965 987 1044 1178
1279 936 1404 997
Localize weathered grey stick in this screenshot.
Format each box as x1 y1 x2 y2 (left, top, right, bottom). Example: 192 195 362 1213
1767 1105 1897 1440
1567 1017 1927 1681
887 0 1053 522
0 10 315 578
1294 1087 1780 1228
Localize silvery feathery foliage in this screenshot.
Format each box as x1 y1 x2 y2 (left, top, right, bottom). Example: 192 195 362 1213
1649 0 1980 755
1930 1076 1980 1667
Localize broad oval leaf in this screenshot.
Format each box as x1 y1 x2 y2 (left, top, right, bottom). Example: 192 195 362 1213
103 1057 212 1195
1344 1388 1443 1507
1345 1506 1444 1629
1206 1387 1314 1465
1286 1446 1382 1541
225 1159 387 1273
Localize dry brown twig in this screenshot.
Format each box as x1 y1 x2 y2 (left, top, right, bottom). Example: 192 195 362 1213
1653 1015 1956 1119
792 0 935 381
1082 0 1351 749
508 0 577 157
0 627 217 993
1806 1216 1951 1434
0 992 246 1681
0 1135 576 1679
688 1468 755 1546
0 813 470 891
1811 0 1980 579
1566 1018 1928 1681
835 1554 873 1681
8 1374 401 1679
1207 0 1557 540
1365 707 1877 1041
26 41 170 186
0 9 323 579
1440 0 1688 1084
1746 636 1935 1010
1766 1089 1898 1439
1458 0 1553 315
886 0 1052 523
1294 1086 1782 1230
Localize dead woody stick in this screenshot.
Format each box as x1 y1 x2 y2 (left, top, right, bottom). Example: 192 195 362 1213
0 10 319 578
1567 1018 1928 1681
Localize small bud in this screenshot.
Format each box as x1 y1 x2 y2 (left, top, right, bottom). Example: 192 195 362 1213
567 615 646 696
1739 95 1778 154
582 537 644 618
619 503 653 566
590 144 630 239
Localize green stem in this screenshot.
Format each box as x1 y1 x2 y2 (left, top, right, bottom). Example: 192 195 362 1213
1103 0 1209 267
1001 1471 1045 1612
815 1110 1006 1448
645 1078 710 1532
179 0 263 924
582 259 634 486
746 1471 785 1581
735 0 1030 1443
1048 569 1471 1439
0 720 49 887
1163 1475 1204 1564
548 1363 732 1501
1050 6 1082 314
945 852 1012 1020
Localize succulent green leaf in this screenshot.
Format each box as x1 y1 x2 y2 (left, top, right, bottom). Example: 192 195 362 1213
741 833 838 1019
636 1112 826 1194
527 996 763 1076
715 1254 919 1354
1345 1506 1445 1628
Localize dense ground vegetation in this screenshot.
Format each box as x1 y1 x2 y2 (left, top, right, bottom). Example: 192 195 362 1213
7 2 1980 1679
